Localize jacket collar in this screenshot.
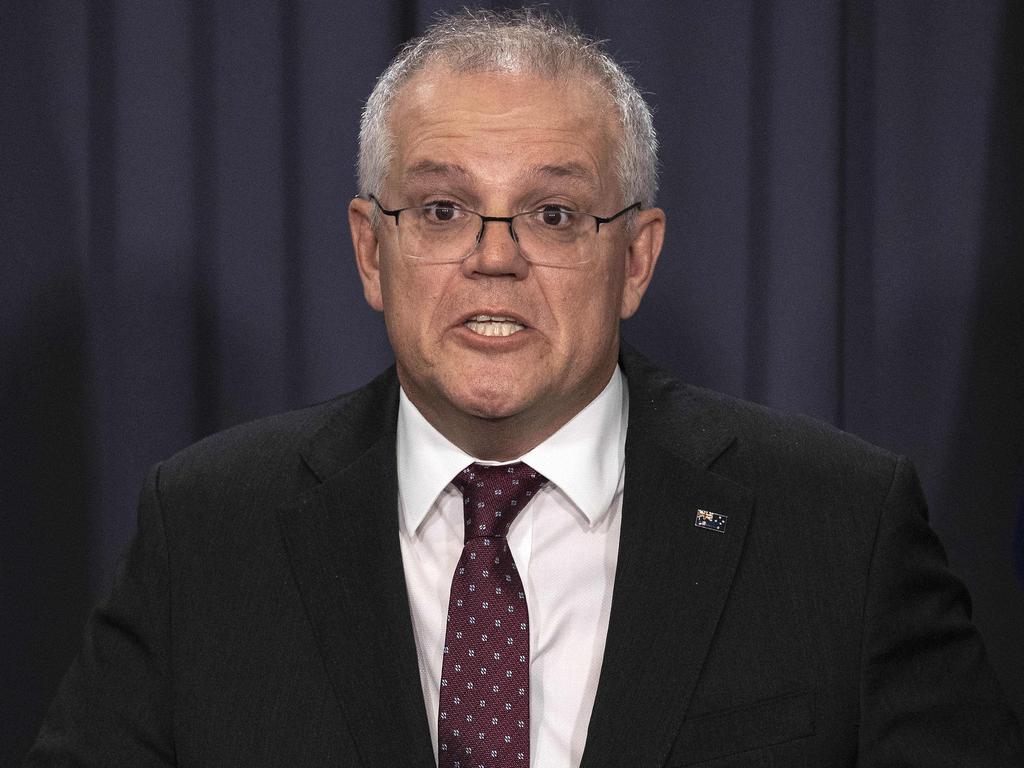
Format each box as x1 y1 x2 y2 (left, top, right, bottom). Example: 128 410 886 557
617 343 737 469
298 366 401 483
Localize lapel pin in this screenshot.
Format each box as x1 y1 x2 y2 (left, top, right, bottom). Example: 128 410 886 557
695 508 727 533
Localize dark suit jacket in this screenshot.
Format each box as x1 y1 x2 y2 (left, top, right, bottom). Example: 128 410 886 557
26 348 1024 767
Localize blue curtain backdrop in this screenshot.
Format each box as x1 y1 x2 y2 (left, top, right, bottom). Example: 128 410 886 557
3 0 1022 761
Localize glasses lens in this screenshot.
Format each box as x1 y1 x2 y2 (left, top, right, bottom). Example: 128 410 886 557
392 203 599 266
514 210 592 266
399 204 478 262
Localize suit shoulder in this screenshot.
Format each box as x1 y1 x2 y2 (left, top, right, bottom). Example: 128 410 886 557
622 348 902 502
160 397 341 476
153 368 397 505
685 383 903 512
696 384 895 465
641 377 913 559
147 399 335 515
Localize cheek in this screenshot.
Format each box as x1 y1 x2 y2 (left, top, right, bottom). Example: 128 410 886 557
380 264 452 345
378 266 422 351
582 265 624 317
548 268 623 345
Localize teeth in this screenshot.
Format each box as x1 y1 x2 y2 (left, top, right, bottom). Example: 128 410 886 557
465 315 525 337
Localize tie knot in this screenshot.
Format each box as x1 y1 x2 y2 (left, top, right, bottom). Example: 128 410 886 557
452 462 548 541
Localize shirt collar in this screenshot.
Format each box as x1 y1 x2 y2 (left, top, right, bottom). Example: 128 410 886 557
397 367 628 535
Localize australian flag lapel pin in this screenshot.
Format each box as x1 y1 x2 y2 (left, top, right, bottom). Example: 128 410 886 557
695 508 727 533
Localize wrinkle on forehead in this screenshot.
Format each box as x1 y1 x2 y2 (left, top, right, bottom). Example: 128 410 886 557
386 68 619 203
403 160 599 190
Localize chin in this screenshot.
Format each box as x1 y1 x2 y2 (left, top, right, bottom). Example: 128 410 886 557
449 382 532 423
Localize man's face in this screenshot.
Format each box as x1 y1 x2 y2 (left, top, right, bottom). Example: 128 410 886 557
350 66 664 457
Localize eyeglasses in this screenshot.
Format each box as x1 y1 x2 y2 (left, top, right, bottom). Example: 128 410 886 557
368 195 640 268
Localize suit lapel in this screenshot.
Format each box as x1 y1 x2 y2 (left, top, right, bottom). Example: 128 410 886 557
580 350 755 768
277 372 436 768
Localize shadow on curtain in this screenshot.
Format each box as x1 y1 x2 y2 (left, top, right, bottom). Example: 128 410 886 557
939 0 1024 715
1 4 93 761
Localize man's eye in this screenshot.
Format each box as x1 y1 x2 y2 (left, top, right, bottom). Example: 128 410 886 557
538 206 571 227
424 202 460 222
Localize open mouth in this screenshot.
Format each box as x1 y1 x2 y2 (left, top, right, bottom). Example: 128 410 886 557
464 314 526 337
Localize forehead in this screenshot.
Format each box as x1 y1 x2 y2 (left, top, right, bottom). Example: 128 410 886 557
385 65 621 198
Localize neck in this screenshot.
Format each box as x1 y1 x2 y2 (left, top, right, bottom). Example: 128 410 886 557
458 422 554 462
417 405 567 462
400 372 616 461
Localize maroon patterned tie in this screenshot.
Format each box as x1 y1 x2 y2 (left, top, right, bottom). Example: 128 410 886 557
438 462 548 768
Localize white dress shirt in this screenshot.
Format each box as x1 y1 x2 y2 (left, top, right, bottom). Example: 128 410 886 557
397 367 628 768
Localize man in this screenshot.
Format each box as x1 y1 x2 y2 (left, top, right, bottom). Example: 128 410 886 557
26 8 1024 767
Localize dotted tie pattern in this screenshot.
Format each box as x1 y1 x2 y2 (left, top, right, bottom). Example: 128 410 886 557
438 462 548 768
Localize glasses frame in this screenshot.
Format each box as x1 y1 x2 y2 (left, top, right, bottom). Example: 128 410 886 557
367 194 641 266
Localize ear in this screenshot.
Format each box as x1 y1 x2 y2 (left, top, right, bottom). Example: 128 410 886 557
619 206 665 319
349 197 384 312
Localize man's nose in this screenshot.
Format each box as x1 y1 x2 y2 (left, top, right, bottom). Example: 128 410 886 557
461 218 528 278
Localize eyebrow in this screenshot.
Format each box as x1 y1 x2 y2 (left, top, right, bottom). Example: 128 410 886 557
399 159 602 209
403 161 472 183
526 162 599 185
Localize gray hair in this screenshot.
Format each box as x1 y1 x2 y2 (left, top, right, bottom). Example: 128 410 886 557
357 7 659 210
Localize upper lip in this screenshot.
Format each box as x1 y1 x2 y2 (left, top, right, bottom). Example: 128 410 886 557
458 310 529 327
